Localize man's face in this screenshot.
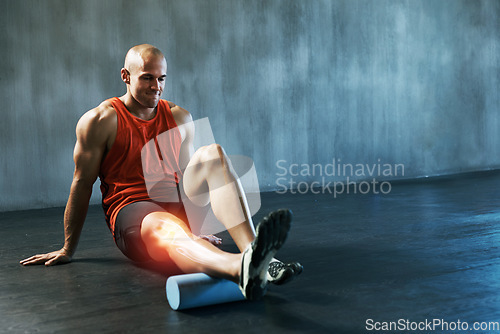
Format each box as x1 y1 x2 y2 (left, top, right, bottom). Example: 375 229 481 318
128 55 167 108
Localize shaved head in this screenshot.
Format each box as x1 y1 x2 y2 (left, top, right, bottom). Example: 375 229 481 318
124 44 166 74
120 44 168 110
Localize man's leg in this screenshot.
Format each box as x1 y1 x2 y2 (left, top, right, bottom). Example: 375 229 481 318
140 207 292 300
182 144 255 252
140 143 298 298
181 144 302 285
140 211 241 282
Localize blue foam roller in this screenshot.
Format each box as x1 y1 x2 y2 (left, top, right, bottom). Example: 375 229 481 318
166 273 245 310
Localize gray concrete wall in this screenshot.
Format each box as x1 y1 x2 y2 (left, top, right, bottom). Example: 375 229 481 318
1 0 499 211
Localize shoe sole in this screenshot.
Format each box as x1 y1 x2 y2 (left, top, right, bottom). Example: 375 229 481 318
241 208 292 300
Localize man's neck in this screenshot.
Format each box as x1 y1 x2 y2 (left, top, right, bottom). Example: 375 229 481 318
120 94 156 121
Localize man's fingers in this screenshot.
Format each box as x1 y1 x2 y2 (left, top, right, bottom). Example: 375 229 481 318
20 255 44 266
20 251 68 266
21 259 40 266
45 258 56 266
200 234 223 246
19 255 35 264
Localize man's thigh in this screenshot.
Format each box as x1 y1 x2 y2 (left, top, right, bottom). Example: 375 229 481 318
114 201 187 262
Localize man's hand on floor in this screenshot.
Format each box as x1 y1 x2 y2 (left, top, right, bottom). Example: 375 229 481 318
20 248 72 266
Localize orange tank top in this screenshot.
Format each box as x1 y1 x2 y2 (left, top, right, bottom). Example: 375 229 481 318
99 97 183 234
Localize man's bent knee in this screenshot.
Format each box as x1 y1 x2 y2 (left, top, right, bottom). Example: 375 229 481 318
140 212 193 262
190 143 226 168
183 143 232 205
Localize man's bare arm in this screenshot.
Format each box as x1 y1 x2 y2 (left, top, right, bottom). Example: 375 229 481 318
20 106 111 266
170 102 195 171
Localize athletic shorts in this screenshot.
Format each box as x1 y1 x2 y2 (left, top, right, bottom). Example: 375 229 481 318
114 200 189 262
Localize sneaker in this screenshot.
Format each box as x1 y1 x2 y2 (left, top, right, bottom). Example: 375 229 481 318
239 209 292 300
267 260 303 285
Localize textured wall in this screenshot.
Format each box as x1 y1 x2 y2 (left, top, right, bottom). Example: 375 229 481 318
1 0 499 211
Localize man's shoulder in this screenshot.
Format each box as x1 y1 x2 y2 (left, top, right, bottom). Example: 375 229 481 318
77 99 117 133
94 99 118 118
165 100 193 126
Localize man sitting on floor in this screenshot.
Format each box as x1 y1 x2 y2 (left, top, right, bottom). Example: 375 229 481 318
20 44 302 300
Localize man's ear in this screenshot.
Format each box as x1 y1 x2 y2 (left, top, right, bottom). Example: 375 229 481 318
121 68 130 84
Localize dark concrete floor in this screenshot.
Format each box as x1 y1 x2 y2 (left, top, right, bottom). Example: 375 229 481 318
3 171 500 333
